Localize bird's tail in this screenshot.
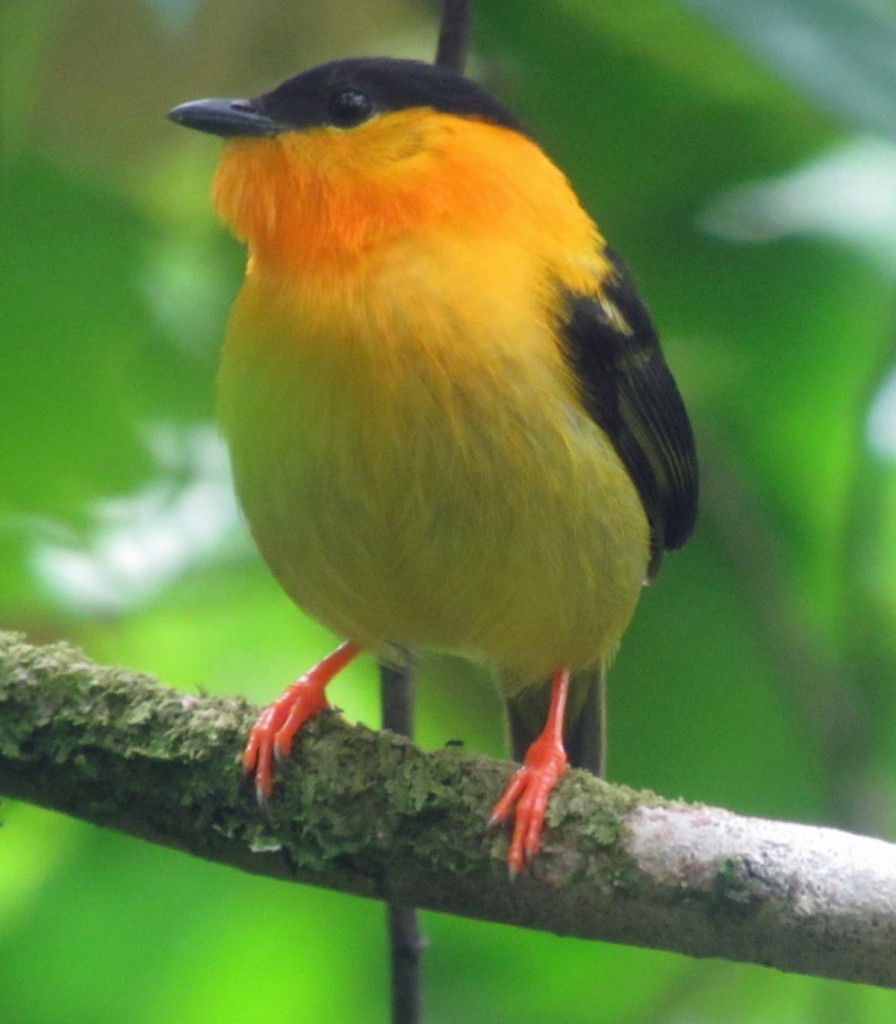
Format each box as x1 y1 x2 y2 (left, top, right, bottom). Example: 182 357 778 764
503 667 607 777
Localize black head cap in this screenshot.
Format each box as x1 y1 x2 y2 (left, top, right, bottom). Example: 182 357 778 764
169 57 527 139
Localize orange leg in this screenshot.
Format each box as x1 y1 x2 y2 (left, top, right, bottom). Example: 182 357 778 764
242 641 360 802
490 667 570 877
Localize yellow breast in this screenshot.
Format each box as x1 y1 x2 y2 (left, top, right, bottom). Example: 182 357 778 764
214 112 650 680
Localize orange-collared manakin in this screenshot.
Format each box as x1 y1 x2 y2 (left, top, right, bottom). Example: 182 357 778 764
168 57 698 875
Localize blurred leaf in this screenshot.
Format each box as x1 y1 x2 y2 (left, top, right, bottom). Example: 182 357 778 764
5 1 896 1022
0 157 222 618
682 0 896 142
0 159 152 517
139 0 201 36
0 0 60 154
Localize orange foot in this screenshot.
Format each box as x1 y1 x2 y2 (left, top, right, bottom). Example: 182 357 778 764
242 641 360 802
489 667 570 877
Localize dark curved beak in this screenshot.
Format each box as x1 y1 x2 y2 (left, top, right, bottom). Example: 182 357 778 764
167 97 280 138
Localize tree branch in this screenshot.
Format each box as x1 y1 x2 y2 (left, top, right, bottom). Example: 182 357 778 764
1 630 895 988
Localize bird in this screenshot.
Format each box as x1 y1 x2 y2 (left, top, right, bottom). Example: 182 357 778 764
168 56 698 875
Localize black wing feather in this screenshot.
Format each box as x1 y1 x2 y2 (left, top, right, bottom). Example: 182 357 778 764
560 252 698 578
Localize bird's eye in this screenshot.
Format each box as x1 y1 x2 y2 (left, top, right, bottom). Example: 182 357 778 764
327 88 374 128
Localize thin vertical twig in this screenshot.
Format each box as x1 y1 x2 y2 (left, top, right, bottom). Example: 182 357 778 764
386 903 427 1020
387 904 427 1023
380 658 417 739
435 0 473 73
379 3 474 1021
379 659 425 1024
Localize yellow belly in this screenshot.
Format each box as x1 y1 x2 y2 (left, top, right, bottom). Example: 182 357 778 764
218 249 649 682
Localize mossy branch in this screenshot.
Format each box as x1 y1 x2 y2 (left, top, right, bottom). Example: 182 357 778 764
1 630 895 988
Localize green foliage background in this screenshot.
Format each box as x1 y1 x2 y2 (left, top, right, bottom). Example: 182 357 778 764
3 0 896 1019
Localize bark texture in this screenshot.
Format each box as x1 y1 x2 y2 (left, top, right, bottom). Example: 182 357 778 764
1 630 895 987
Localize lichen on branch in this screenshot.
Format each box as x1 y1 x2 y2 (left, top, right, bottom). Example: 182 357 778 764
1 630 895 988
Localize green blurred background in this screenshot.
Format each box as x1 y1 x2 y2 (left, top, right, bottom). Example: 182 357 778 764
3 0 896 1019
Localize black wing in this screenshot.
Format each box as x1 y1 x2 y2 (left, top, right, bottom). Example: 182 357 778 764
560 251 698 578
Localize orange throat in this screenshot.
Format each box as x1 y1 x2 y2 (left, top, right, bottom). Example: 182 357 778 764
210 110 603 289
